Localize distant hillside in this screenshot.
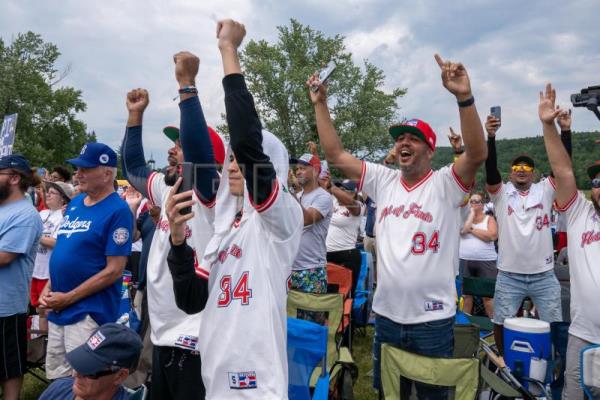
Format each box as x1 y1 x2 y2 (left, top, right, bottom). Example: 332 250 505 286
431 131 600 190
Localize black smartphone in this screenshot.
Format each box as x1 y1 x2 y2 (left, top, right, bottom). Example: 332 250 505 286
310 61 336 92
177 162 194 215
490 106 501 124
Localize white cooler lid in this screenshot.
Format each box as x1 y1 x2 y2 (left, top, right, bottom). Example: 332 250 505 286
504 317 550 334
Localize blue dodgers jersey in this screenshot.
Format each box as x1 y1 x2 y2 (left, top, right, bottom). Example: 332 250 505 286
48 192 133 326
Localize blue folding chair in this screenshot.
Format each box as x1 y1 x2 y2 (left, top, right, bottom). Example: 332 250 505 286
287 317 329 400
352 250 372 327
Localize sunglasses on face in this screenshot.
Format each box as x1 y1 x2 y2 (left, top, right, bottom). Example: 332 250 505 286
592 178 600 189
512 165 533 173
470 199 483 204
82 368 120 380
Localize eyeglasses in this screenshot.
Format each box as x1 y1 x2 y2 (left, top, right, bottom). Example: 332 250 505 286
512 165 533 173
0 172 16 176
592 178 600 189
470 199 483 204
81 367 120 380
46 190 61 196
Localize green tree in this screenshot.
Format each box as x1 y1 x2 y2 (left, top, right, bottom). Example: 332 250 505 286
240 19 405 160
0 31 95 167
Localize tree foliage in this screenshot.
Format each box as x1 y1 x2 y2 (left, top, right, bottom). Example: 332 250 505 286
431 131 600 190
240 19 405 160
0 31 95 167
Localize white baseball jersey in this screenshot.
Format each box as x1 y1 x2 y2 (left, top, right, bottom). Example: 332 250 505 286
197 183 302 399
326 196 365 252
557 192 600 343
33 209 64 279
489 179 555 274
358 162 470 324
145 171 215 349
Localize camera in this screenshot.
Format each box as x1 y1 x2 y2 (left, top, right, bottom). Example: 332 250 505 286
571 85 600 121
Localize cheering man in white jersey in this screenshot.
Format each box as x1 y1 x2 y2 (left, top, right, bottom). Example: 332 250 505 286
307 55 487 398
166 19 303 399
539 83 600 399
484 107 562 354
121 52 224 399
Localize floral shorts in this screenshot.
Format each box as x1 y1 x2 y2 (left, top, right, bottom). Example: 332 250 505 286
290 267 327 294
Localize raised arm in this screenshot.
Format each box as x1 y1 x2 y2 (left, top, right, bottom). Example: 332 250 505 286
121 89 152 198
306 75 363 181
557 108 573 159
174 51 219 203
434 54 487 186
539 83 577 207
217 19 276 206
484 114 502 193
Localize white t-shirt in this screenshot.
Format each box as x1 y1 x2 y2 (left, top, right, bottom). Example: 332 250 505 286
145 171 215 349
33 209 64 279
197 183 303 399
131 198 149 253
557 192 600 344
358 162 470 324
489 179 555 274
326 196 365 252
459 216 497 261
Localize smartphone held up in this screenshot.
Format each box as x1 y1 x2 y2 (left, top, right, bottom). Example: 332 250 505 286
310 61 336 93
177 162 195 215
491 106 501 126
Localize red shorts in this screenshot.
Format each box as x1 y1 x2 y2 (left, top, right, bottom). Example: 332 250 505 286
30 278 48 308
556 231 568 253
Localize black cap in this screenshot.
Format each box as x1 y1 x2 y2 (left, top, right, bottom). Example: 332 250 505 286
66 323 143 375
511 154 535 169
587 161 600 180
0 154 31 173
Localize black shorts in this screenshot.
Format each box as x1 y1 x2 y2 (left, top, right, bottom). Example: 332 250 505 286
0 313 28 381
460 259 498 279
151 345 205 400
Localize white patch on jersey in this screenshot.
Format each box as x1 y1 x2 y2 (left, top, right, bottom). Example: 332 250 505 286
87 331 106 351
424 301 444 311
112 227 130 245
175 335 198 350
228 371 258 389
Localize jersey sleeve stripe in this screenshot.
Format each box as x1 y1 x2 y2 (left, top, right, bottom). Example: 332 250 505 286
554 191 578 212
357 161 367 193
146 171 157 205
451 164 473 193
250 179 280 213
548 176 556 190
193 188 216 209
194 266 210 280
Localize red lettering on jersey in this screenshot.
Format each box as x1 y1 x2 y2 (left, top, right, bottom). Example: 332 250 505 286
218 248 229 264
157 216 192 238
379 203 432 224
581 230 600 248
230 245 243 259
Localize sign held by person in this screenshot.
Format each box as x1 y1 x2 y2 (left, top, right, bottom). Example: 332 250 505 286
0 113 18 156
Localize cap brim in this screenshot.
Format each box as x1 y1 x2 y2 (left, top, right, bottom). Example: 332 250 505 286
512 156 535 168
66 345 109 376
587 164 600 180
163 126 179 143
66 158 99 168
297 160 313 167
389 125 427 144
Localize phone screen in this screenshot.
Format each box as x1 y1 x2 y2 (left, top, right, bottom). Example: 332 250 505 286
177 162 194 215
490 106 501 121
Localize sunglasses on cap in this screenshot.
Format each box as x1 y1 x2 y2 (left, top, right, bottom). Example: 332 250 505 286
511 165 533 173
592 178 600 189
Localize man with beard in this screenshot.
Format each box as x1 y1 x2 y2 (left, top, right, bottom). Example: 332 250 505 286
539 83 600 399
121 52 224 400
485 109 562 354
307 54 487 399
0 155 43 400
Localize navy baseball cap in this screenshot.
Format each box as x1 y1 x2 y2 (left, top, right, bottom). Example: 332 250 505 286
334 179 357 192
67 142 117 168
66 323 143 375
0 154 32 173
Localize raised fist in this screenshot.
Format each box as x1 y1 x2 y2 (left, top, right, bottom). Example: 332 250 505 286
538 83 562 125
173 51 199 87
216 19 246 51
556 108 572 131
126 88 149 114
448 127 462 152
485 115 501 137
434 54 472 100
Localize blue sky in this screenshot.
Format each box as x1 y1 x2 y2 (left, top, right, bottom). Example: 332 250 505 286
2 0 599 167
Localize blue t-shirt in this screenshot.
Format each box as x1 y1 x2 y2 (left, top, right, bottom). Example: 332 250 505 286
48 192 133 326
365 197 376 237
39 377 129 400
0 198 43 316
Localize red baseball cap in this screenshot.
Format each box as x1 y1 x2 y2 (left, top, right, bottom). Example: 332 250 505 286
163 126 226 165
389 119 437 151
297 153 322 174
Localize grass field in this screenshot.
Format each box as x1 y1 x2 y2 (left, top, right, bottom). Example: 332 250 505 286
19 326 379 400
